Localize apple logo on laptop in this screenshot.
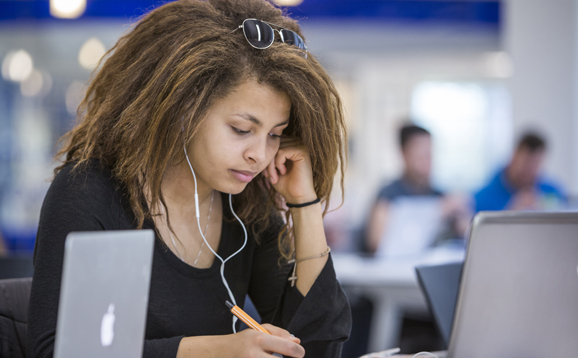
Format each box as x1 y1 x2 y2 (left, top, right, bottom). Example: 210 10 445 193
100 304 116 347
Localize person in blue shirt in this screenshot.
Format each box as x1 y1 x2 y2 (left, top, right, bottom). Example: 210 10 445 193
475 131 566 212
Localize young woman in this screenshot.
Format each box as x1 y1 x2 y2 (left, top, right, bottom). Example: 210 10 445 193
27 0 350 357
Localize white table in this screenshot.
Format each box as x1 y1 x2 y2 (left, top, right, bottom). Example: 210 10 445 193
333 247 464 353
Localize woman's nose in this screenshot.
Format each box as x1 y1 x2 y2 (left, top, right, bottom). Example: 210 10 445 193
245 136 269 164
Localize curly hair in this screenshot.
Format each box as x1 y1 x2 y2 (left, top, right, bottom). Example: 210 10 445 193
55 0 347 259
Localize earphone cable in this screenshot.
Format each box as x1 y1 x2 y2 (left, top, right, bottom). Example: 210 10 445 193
184 143 248 333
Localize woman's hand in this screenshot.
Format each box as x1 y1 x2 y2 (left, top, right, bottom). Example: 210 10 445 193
230 324 305 357
262 137 328 296
263 137 317 205
177 324 305 358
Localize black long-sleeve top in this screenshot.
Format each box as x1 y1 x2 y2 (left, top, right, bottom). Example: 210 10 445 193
27 161 351 358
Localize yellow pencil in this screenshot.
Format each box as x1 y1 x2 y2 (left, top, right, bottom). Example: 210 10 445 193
226 300 271 335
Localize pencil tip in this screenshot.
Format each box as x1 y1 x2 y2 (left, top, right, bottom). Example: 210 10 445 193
225 300 234 309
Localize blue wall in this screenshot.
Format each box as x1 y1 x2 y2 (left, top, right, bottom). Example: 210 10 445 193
0 0 499 27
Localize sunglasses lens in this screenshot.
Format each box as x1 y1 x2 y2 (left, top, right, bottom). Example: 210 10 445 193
243 20 274 49
280 29 306 50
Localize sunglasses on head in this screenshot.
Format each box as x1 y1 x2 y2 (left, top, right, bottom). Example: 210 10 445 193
232 19 307 58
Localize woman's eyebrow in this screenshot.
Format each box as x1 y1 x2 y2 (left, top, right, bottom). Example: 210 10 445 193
274 119 290 127
234 113 289 127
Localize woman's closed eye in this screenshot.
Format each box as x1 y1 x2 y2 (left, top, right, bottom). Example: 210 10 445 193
232 126 250 135
232 126 283 139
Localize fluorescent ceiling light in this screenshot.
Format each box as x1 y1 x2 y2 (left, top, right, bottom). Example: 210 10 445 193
50 0 87 19
271 0 304 6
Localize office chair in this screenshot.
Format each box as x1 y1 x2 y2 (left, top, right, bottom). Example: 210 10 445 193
0 277 32 358
0 256 34 280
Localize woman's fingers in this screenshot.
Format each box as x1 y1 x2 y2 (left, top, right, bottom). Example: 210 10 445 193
257 333 305 358
261 324 301 343
274 149 288 176
260 324 303 357
264 139 311 194
226 326 303 358
266 147 293 184
267 158 279 184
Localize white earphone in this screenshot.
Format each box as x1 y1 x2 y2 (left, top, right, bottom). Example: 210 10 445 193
183 142 248 334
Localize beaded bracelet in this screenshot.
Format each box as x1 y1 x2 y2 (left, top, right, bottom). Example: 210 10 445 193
287 247 331 287
286 198 320 208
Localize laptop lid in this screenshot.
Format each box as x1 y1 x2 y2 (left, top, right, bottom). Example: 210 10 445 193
448 212 578 358
415 262 463 348
54 230 154 358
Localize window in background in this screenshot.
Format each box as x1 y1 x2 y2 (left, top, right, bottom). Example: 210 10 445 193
411 81 512 193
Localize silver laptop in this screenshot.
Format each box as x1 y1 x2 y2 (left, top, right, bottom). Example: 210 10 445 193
54 230 155 358
448 211 578 358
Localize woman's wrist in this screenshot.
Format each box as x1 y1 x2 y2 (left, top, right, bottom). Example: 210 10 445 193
289 201 328 295
286 197 320 208
288 198 323 217
284 190 318 205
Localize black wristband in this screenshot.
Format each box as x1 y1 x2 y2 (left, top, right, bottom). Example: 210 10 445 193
286 198 320 208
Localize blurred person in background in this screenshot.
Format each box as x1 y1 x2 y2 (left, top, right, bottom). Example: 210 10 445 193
345 123 470 357
474 131 566 212
365 123 470 255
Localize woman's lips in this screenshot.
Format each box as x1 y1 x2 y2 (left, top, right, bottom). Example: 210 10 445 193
229 169 257 183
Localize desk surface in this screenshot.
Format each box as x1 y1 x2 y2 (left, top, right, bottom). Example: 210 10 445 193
333 246 465 287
